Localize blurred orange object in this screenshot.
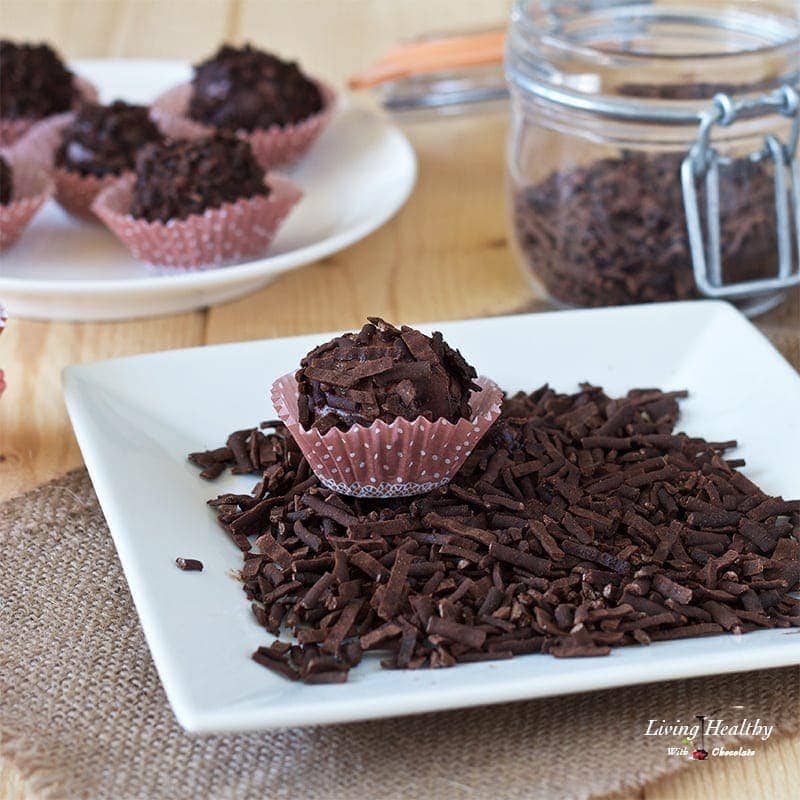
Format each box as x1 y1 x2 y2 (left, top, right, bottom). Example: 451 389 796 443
348 30 505 90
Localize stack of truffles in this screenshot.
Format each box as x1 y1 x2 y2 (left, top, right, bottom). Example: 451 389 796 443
1 40 331 265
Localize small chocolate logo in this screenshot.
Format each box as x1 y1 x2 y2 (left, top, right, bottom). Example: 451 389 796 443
693 714 708 760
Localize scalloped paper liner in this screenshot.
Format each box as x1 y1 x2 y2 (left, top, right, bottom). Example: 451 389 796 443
3 112 116 219
151 79 335 168
271 374 503 498
54 167 128 219
92 172 302 270
0 148 54 251
0 75 97 147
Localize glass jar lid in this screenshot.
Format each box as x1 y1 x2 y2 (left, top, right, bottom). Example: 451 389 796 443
506 0 800 124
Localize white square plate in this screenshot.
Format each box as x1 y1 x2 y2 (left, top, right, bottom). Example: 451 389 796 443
63 301 800 733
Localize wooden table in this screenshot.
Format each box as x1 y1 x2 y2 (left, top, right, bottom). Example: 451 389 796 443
1 2 798 798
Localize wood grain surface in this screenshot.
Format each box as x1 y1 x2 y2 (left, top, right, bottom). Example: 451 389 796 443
0 2 798 799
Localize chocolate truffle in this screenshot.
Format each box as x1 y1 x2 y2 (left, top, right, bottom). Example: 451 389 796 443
0 39 76 120
0 157 12 204
55 100 163 178
129 132 269 223
188 44 322 132
295 318 481 433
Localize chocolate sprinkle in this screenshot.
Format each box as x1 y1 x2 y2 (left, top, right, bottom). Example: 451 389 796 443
55 100 163 178
190 383 800 683
175 557 204 572
188 43 322 132
295 318 481 432
513 152 778 306
130 132 268 223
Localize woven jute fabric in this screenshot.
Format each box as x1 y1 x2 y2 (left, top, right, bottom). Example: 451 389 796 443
1 470 798 800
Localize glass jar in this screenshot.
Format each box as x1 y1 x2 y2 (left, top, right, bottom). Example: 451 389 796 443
505 0 800 316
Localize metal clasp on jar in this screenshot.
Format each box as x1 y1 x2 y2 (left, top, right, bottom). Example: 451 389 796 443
681 85 800 304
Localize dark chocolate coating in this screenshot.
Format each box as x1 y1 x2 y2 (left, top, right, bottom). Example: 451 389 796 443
55 101 163 178
188 44 322 132
0 156 12 204
295 318 481 432
129 132 269 223
0 39 76 120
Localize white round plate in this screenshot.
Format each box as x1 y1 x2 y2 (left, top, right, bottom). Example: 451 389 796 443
0 59 417 321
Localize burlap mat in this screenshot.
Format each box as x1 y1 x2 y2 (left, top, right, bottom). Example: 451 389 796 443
1 470 798 800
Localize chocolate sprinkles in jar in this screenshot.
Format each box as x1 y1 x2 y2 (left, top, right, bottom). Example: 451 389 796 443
505 0 800 316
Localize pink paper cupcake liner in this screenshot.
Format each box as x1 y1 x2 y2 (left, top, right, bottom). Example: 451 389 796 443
92 172 302 270
8 111 73 169
54 167 127 219
151 80 335 168
0 148 54 251
0 75 97 147
3 112 110 219
271 374 503 498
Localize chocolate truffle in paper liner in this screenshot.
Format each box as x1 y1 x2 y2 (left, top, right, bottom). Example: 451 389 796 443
51 100 164 218
92 136 302 270
188 44 323 131
272 319 503 498
56 101 163 178
0 39 97 146
272 373 501 498
129 133 270 222
151 44 334 168
0 149 53 251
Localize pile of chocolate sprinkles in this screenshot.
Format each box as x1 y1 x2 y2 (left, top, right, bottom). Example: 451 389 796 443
190 385 800 683
513 152 778 307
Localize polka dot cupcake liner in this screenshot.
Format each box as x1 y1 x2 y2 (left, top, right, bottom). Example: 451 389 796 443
271 373 503 498
0 75 97 147
91 172 302 271
151 79 335 169
0 145 54 251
